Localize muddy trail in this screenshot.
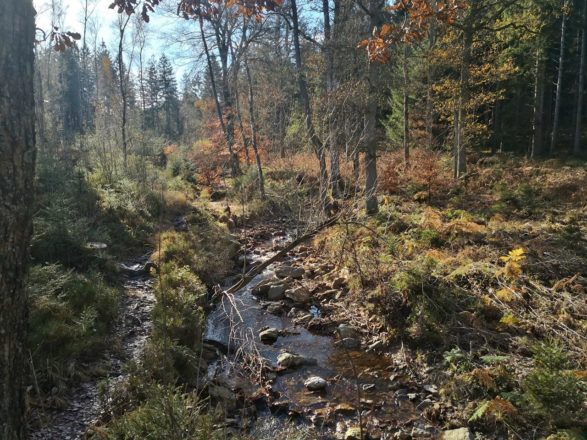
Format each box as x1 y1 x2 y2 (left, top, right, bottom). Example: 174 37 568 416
205 220 445 439
28 255 155 440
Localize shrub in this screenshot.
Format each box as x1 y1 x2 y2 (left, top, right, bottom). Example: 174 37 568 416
524 341 585 422
105 384 219 440
27 264 119 390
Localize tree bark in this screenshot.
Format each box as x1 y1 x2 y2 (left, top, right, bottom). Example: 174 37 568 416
364 0 384 215
213 18 241 177
0 0 36 437
403 45 410 164
290 0 328 206
454 21 472 178
117 15 130 170
550 8 567 154
199 16 240 176
244 53 266 199
531 46 546 159
574 0 587 155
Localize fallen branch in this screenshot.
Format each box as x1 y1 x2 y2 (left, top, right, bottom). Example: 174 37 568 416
224 215 339 294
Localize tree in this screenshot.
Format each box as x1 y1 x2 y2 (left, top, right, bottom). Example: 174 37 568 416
0 0 36 437
159 54 181 139
575 0 587 154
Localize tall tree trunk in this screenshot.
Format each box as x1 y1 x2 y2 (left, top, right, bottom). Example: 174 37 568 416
574 0 587 154
550 8 567 154
426 22 436 149
229 43 251 166
244 55 266 199
0 0 36 438
199 16 240 176
454 22 472 178
532 46 546 159
214 23 241 177
117 16 130 170
364 0 384 215
324 0 341 198
403 45 410 164
291 0 328 206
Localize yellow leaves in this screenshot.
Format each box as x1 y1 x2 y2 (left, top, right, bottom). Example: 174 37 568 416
498 248 525 280
501 248 526 263
499 312 519 327
496 288 515 302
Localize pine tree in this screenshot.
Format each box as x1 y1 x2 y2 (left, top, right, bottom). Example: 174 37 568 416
144 57 160 131
158 54 180 139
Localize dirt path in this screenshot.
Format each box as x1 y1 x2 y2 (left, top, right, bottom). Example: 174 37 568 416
28 256 155 440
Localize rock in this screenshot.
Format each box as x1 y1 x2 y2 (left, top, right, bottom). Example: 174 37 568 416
277 352 316 369
285 286 311 304
441 428 472 440
392 431 410 440
295 314 313 326
411 426 433 438
423 384 438 394
335 337 360 349
345 427 363 440
266 302 284 315
252 279 273 296
337 323 360 339
304 376 327 391
275 266 305 279
259 328 280 344
267 284 286 300
208 385 236 410
334 403 355 414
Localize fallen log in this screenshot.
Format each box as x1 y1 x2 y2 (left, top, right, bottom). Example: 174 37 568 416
224 215 339 295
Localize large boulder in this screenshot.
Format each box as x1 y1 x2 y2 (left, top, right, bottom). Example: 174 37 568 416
275 266 305 279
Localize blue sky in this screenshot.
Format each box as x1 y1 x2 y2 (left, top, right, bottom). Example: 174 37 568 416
34 0 198 81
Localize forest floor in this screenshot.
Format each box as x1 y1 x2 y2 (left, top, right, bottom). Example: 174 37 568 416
201 153 587 439
26 152 587 440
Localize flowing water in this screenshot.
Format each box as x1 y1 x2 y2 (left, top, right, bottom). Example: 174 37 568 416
205 230 427 438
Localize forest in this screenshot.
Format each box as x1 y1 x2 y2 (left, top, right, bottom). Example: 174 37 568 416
0 0 586 439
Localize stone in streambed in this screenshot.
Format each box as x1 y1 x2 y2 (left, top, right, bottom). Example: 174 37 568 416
259 328 280 344
335 337 361 349
275 266 305 279
337 323 360 339
277 351 316 369
304 376 327 391
285 286 311 304
267 284 286 300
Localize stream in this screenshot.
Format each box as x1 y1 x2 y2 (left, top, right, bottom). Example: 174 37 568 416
205 223 436 439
